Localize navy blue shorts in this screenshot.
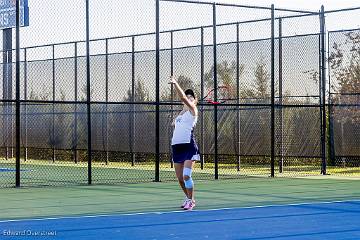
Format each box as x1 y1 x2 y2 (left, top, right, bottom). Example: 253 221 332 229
171 139 200 164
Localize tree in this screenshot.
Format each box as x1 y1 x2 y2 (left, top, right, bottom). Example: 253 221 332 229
204 60 244 99
253 60 271 99
329 30 360 123
48 89 70 154
329 32 360 94
28 86 51 100
80 83 94 101
240 59 274 102
328 30 360 164
124 78 150 102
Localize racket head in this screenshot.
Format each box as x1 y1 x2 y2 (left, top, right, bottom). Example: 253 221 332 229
203 86 230 104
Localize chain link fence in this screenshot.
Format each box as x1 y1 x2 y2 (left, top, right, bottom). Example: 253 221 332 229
0 0 359 187
328 26 360 176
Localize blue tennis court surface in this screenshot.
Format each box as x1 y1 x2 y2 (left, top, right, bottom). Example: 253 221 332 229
0 168 30 172
1 200 359 240
0 168 16 172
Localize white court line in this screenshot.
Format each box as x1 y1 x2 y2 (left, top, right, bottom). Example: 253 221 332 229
0 199 359 224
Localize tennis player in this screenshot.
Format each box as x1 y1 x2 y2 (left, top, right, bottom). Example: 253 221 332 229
169 76 200 211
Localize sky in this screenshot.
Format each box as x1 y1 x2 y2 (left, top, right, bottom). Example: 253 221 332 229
11 0 360 50
224 0 359 10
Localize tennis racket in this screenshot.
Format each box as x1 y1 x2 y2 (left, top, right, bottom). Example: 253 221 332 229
201 86 231 104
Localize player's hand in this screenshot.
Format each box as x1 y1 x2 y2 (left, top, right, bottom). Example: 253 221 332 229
169 76 177 84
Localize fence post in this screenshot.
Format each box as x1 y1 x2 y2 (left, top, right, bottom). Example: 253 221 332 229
131 36 136 166
278 18 283 173
74 42 79 164
270 4 275 178
200 27 205 170
328 99 335 164
105 38 109 165
155 0 160 182
15 0 21 187
236 23 241 172
86 0 92 184
170 31 174 169
318 26 323 171
52 44 56 163
213 3 219 180
320 5 327 175
2 28 12 161
24 48 28 162
327 31 335 166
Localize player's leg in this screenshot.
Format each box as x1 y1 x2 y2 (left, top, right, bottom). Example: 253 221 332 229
174 162 189 207
183 160 196 210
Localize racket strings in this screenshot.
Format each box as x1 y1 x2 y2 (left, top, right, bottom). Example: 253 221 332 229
202 86 231 104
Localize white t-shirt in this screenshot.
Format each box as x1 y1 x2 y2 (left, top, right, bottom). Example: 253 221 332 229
171 111 198 145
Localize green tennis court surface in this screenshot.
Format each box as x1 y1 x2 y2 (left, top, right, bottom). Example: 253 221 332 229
2 159 360 188
1 176 360 239
0 178 359 221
